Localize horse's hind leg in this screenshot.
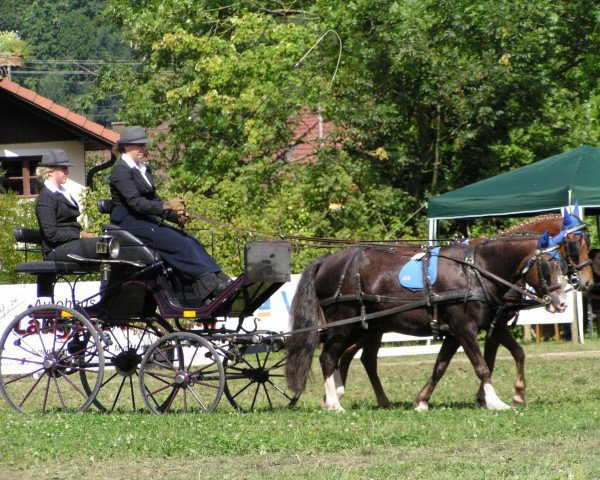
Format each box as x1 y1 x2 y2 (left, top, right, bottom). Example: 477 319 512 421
480 322 526 406
338 342 361 398
320 333 350 412
339 333 390 408
414 335 460 411
359 333 391 408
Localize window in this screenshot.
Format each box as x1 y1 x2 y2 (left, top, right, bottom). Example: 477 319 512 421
0 156 42 197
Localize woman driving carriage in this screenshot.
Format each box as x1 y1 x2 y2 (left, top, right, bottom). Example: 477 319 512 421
109 126 231 305
35 149 99 261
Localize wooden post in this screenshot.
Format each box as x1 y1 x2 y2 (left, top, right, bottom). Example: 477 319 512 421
523 324 532 342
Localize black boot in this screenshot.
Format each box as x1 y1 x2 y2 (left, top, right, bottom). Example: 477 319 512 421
192 272 220 303
193 272 232 306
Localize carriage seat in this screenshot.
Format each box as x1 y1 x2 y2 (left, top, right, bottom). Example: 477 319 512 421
97 199 161 265
13 227 93 275
97 199 114 214
101 224 161 265
14 227 98 298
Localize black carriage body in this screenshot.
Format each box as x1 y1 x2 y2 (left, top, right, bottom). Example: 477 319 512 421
4 208 296 415
92 238 290 322
14 224 291 325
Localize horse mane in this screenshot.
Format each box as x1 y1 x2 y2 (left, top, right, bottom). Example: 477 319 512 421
498 213 562 235
477 232 542 247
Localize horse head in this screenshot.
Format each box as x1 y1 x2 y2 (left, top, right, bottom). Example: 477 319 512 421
518 231 568 313
561 203 593 290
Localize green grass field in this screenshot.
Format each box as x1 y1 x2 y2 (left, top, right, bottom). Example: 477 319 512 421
1 338 600 480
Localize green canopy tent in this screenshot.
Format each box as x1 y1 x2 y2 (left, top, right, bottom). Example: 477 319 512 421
426 145 600 343
426 145 600 239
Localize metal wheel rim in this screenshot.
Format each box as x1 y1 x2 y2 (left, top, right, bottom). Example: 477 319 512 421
0 304 104 413
223 346 299 412
138 332 225 414
81 317 171 412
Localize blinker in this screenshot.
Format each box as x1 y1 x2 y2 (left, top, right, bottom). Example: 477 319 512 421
566 239 579 256
540 260 552 279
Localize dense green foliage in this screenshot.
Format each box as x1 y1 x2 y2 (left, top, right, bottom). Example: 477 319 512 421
0 195 40 284
0 0 131 122
94 0 600 248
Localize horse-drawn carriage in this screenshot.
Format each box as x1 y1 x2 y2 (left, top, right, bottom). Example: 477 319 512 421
0 202 593 414
0 204 297 414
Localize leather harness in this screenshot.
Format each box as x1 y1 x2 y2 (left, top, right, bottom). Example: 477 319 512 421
314 242 561 340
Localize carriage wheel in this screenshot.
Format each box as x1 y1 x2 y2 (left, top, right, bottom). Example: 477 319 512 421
0 304 104 413
138 332 225 414
80 317 173 412
223 343 299 412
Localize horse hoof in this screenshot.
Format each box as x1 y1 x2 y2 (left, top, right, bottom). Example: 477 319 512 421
512 395 526 406
321 399 346 412
325 405 346 413
414 401 429 412
486 400 511 410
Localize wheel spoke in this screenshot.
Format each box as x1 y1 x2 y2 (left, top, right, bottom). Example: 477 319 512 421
139 332 224 414
223 345 298 412
0 305 104 413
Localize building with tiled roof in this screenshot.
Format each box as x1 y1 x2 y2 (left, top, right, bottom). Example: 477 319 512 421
0 78 118 200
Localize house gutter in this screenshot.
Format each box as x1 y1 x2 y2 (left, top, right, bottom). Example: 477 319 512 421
86 151 117 190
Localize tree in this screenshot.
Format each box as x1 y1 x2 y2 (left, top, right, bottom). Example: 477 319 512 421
94 0 600 268
0 0 132 124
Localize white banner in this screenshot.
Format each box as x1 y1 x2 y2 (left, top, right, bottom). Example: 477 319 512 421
0 275 582 371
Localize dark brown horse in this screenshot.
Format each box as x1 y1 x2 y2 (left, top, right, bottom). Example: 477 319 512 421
286 233 568 411
337 211 592 409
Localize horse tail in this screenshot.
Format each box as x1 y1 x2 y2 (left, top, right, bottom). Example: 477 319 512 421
286 256 325 396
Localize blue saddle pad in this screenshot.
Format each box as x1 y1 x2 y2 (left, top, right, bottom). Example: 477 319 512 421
399 247 441 290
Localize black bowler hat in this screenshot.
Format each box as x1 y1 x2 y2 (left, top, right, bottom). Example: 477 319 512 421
40 149 73 167
118 126 148 145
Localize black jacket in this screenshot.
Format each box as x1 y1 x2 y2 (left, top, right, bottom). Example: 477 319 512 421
109 159 176 224
36 186 82 255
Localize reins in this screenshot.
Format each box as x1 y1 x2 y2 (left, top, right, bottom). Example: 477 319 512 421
186 212 445 247
436 250 555 306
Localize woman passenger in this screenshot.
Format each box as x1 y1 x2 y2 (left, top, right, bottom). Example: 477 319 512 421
35 149 98 261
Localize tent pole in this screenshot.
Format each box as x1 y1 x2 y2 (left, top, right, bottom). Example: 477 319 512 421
428 218 438 246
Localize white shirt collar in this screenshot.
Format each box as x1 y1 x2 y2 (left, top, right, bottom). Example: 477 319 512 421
44 180 77 206
122 153 151 186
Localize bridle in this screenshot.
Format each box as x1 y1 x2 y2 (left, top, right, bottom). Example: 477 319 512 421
519 243 564 306
560 222 592 289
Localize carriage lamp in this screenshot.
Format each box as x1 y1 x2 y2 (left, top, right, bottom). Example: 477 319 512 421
96 235 120 259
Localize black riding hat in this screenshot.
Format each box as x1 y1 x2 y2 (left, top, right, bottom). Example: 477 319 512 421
40 149 73 167
118 126 148 145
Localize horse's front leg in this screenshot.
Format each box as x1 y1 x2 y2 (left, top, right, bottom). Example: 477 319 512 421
414 335 461 411
484 321 526 405
478 324 501 407
461 327 510 410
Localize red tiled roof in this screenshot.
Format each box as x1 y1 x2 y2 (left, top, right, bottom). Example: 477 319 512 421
0 78 119 146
